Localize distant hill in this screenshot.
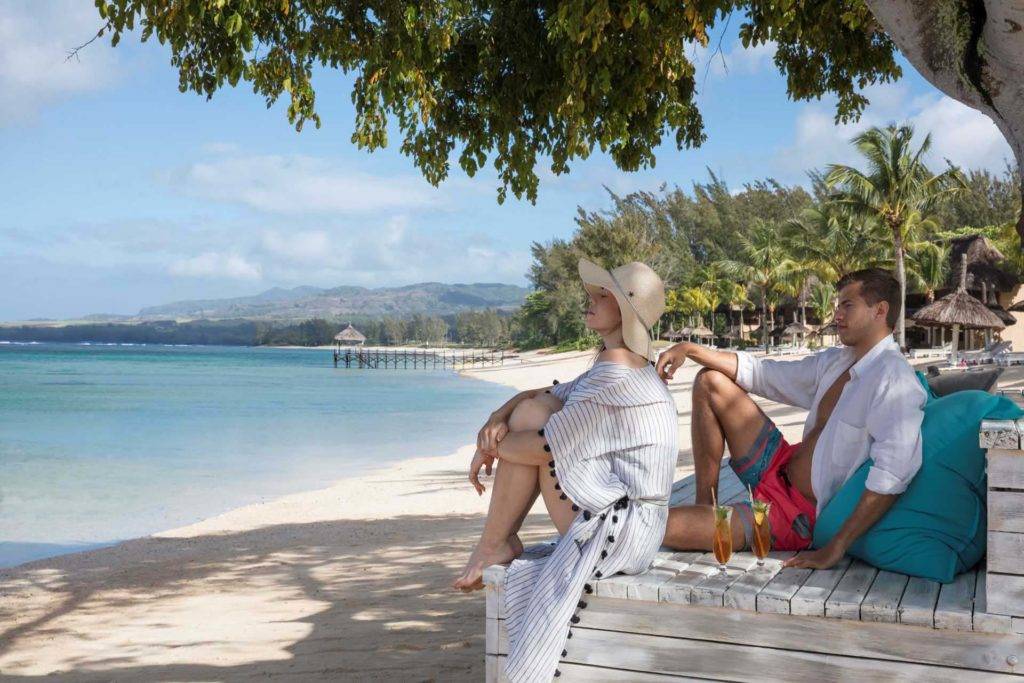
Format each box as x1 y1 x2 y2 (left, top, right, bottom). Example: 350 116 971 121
135 282 530 320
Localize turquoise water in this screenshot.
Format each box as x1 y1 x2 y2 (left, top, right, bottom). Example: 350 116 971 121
0 343 515 567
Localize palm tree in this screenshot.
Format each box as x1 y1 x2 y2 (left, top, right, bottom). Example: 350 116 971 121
783 202 888 281
720 280 751 341
808 283 837 347
907 242 951 304
825 124 966 348
720 220 790 352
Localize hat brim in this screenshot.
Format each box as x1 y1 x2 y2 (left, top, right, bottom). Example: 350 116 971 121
578 258 654 360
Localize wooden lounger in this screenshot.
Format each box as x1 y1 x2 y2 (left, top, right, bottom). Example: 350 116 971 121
484 452 1024 681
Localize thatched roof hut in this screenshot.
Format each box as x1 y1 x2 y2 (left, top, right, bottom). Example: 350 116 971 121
945 234 1018 295
690 325 714 338
783 322 811 336
914 260 1005 363
334 323 366 345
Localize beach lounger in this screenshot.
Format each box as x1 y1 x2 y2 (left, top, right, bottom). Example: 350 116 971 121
962 341 1012 366
484 419 1024 682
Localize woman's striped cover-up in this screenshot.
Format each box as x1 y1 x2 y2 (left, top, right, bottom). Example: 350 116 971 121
503 361 679 682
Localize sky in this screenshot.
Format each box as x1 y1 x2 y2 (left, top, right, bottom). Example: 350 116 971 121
0 1 1016 321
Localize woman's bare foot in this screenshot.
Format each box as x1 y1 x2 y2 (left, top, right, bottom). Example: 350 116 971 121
508 532 524 558
452 537 521 592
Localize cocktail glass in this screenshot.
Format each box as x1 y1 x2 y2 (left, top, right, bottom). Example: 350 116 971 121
751 500 772 566
712 505 733 574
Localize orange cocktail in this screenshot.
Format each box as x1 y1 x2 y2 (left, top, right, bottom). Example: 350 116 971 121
712 505 732 573
751 499 772 566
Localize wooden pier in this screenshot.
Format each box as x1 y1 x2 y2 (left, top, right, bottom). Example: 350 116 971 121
333 346 506 369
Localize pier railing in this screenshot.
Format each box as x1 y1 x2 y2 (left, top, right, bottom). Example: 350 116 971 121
333 346 507 369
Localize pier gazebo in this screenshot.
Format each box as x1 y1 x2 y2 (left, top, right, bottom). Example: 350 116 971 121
333 323 366 348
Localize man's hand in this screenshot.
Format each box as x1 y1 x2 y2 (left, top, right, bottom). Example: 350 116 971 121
468 448 496 495
655 342 691 382
477 412 508 458
782 542 846 570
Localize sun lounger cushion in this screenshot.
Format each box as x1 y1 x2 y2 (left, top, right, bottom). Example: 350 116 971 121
813 390 1024 582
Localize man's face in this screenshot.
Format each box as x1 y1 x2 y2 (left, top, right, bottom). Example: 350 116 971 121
834 281 889 346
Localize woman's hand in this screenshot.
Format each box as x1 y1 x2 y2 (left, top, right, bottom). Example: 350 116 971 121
468 448 496 495
477 412 509 458
655 342 691 381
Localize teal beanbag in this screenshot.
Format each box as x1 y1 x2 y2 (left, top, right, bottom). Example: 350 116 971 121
812 389 1024 583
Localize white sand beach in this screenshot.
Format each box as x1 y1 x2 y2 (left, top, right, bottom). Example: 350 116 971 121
0 347 1014 680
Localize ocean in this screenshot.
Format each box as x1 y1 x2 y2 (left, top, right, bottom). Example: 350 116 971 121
0 342 515 568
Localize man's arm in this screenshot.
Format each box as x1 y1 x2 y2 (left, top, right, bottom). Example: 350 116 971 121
783 490 897 568
656 341 739 381
657 340 822 410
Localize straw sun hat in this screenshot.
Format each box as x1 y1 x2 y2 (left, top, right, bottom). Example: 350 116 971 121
578 257 666 361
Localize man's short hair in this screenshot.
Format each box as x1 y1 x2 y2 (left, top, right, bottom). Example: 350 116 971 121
836 268 901 329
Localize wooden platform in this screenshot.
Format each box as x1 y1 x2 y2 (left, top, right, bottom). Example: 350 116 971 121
484 463 1024 681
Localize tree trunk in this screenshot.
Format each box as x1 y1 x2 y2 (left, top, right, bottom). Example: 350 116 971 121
893 226 907 350
739 307 745 343
761 292 768 353
864 1 1024 245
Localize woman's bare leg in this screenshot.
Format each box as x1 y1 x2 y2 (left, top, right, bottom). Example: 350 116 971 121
453 395 561 591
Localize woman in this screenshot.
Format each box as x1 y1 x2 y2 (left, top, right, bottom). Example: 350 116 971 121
453 258 678 682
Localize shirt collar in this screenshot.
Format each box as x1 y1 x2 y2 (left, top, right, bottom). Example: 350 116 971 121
846 335 899 379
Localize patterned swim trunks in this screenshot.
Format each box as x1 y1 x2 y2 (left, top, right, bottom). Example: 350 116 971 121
728 416 817 552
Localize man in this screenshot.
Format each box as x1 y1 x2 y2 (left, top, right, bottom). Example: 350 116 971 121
657 268 926 569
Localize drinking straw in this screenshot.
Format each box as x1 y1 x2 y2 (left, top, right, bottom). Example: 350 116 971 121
711 485 718 509
748 483 755 507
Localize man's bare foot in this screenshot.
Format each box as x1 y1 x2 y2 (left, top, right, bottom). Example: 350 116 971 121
452 538 520 592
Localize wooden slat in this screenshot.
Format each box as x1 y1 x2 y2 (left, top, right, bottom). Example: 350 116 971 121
595 573 644 599
724 553 791 611
898 576 941 628
484 564 507 619
491 598 1024 677
757 565 815 614
629 552 701 601
974 567 1014 634
861 570 910 623
989 531 1024 574
990 490 1024 533
980 419 1020 449
988 573 1024 618
691 552 759 606
485 655 708 682
552 628 1004 682
659 553 718 603
988 450 1024 491
934 569 978 631
825 559 878 620
790 556 853 617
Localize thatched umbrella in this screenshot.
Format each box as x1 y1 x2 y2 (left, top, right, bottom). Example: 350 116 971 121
690 325 714 339
783 321 811 346
913 260 1005 364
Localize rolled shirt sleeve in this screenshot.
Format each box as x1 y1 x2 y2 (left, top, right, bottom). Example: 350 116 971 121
864 370 927 495
734 350 822 410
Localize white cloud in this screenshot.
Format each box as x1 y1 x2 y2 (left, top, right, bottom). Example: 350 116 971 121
0 1 120 124
169 252 262 280
172 154 443 215
775 82 1013 179
251 216 531 287
261 230 333 264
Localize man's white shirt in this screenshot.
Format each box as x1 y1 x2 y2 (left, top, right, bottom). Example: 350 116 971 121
735 336 927 513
